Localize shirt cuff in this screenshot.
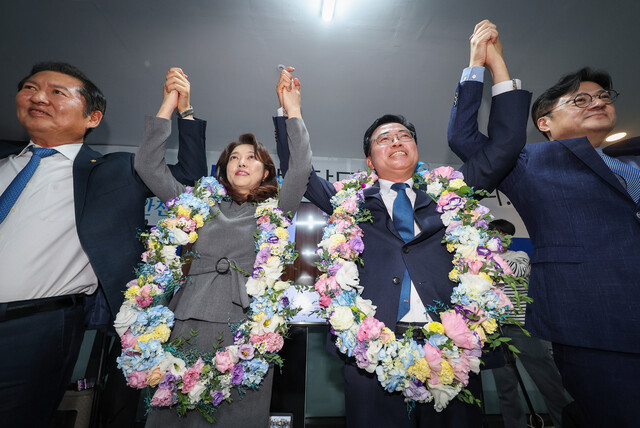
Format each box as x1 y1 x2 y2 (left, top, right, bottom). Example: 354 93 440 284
492 78 522 96
460 66 485 84
277 107 285 117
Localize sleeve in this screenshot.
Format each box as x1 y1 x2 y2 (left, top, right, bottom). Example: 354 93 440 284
277 117 313 216
167 117 208 185
274 116 337 214
448 80 532 193
134 116 190 203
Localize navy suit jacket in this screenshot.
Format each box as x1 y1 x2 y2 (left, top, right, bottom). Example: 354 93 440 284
274 87 530 331
0 118 207 325
448 80 640 353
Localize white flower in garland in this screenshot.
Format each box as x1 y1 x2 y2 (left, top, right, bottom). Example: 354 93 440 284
313 166 529 412
115 176 299 423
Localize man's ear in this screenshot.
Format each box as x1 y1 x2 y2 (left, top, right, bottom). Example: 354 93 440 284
366 156 374 171
87 110 103 130
537 116 550 133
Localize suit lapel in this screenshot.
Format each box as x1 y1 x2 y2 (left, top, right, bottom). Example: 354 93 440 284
560 137 629 199
73 144 105 220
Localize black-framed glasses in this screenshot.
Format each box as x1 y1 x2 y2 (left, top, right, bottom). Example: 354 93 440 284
541 89 619 117
374 130 415 146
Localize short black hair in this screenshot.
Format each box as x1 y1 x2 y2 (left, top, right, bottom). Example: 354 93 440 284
362 114 417 157
488 219 516 236
531 67 612 140
18 62 106 137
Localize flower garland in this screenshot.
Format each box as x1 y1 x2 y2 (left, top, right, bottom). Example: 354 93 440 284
114 176 298 422
314 167 526 411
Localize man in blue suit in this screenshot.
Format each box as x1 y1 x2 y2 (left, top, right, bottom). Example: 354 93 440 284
0 63 207 427
275 66 530 427
448 20 640 428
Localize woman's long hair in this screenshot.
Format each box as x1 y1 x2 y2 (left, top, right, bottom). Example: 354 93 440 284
215 133 278 203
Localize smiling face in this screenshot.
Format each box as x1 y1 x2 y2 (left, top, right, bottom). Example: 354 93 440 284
537 81 617 147
225 144 269 198
15 70 102 147
366 122 419 182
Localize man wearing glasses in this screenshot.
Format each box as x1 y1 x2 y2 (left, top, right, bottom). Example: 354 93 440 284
275 66 530 426
449 20 640 428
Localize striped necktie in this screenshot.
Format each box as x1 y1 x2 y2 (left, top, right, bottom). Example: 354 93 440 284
0 146 58 224
600 153 640 203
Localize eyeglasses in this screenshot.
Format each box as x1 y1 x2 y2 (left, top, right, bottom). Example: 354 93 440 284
374 130 415 146
541 89 619 117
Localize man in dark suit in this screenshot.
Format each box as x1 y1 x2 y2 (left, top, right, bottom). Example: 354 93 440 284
0 63 207 427
448 20 640 428
274 63 530 427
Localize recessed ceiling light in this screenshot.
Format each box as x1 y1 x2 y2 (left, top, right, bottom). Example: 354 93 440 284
605 132 627 142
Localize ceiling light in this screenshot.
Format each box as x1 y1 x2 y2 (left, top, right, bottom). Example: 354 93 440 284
322 0 336 22
605 132 627 142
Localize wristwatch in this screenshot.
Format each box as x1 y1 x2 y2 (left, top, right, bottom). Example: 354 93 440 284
177 106 194 118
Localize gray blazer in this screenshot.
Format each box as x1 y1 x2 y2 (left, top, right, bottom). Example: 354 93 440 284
134 116 312 323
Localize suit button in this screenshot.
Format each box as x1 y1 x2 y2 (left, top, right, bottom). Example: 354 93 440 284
636 211 640 220
403 247 409 254
392 277 400 285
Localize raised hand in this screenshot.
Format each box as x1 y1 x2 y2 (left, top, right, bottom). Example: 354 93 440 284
469 19 510 83
276 67 295 114
281 74 302 119
157 67 192 119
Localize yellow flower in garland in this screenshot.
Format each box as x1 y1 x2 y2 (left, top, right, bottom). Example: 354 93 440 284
439 360 454 385
448 268 459 281
481 318 498 334
125 285 141 300
479 272 492 283
329 233 347 247
448 178 466 189
275 227 289 240
193 214 204 228
138 325 171 343
446 243 455 253
177 205 191 217
148 240 158 250
188 231 198 243
380 327 396 344
426 321 445 335
408 358 431 382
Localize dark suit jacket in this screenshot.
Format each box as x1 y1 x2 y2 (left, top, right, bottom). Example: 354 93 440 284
0 118 207 326
448 80 640 353
274 86 530 330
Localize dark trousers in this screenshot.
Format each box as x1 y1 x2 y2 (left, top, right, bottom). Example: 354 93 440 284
553 343 640 428
0 297 85 428
343 363 482 428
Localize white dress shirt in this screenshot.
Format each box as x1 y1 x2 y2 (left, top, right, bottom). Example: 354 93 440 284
0 142 98 302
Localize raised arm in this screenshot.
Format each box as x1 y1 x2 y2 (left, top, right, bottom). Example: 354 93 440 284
135 67 207 203
274 68 336 214
276 71 313 215
447 20 531 191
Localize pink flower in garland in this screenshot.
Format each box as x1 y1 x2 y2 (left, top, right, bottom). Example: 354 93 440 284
318 294 331 308
356 316 384 342
441 311 477 350
423 342 443 373
181 358 204 393
450 353 471 386
126 371 148 389
151 388 175 406
121 331 138 349
436 192 464 213
214 350 235 373
433 166 455 179
250 332 284 352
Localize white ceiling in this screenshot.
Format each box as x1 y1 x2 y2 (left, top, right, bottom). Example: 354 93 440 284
1 0 638 164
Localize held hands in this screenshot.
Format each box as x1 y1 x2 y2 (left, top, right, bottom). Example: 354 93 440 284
469 20 510 83
157 67 192 119
276 67 302 119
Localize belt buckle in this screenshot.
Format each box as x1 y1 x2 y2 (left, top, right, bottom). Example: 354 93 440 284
216 257 231 274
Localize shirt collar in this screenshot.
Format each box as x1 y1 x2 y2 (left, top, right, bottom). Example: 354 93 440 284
20 140 83 162
379 177 414 196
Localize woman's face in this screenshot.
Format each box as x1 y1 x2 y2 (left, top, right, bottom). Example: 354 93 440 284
226 144 268 198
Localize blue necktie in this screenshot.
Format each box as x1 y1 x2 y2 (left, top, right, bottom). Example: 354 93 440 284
391 183 414 320
0 146 57 224
600 153 640 203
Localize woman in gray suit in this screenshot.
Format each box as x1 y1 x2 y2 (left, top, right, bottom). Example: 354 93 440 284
137 68 311 427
